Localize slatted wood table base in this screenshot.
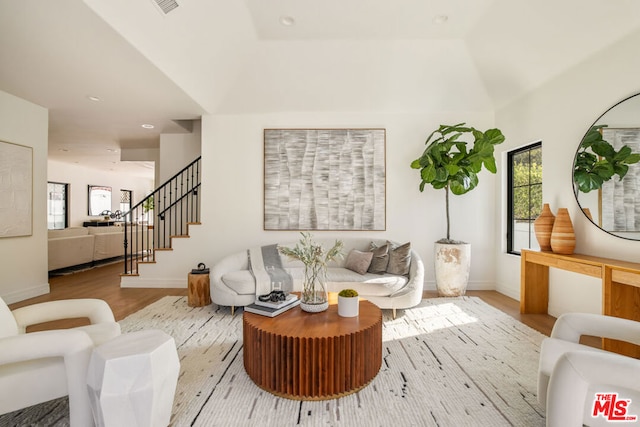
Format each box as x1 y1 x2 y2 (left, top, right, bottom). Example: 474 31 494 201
243 297 382 400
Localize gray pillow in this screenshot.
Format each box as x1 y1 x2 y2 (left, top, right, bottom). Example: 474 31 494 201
344 249 374 275
387 241 411 276
367 243 389 274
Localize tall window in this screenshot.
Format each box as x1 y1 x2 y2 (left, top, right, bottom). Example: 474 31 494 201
48 182 68 229
507 142 542 254
120 189 132 217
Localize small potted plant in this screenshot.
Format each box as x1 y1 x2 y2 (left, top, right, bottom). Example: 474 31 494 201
338 288 359 317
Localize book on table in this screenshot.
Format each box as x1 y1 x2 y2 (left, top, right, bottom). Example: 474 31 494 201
245 298 300 317
253 293 298 309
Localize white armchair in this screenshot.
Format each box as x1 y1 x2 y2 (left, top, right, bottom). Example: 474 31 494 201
546 351 640 427
0 297 121 426
538 313 640 409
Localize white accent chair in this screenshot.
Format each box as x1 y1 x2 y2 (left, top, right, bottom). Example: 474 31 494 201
538 313 640 426
538 313 640 409
546 351 640 427
0 297 121 426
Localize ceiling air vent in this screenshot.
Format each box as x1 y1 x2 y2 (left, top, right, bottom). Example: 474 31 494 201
152 0 179 15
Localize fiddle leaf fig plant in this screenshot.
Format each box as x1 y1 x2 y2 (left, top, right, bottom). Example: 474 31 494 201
410 123 505 243
574 125 640 194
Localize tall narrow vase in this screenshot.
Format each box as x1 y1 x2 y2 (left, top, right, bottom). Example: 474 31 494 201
550 208 576 255
534 203 555 251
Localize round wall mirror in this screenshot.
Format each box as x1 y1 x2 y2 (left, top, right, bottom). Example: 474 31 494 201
573 92 640 240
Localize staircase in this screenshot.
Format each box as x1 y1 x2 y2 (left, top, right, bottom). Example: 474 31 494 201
120 157 201 284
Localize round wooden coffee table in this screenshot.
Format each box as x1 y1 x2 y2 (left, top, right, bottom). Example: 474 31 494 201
243 294 382 400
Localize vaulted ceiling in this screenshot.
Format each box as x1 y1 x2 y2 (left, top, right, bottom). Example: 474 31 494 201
1 0 639 174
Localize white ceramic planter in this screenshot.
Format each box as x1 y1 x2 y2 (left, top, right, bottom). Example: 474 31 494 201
434 242 471 297
338 296 359 317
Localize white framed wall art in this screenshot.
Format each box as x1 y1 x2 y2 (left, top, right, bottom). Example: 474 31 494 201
0 140 33 238
264 128 386 231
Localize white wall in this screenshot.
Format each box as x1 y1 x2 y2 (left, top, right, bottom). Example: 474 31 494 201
197 111 498 290
48 160 154 227
494 28 640 315
0 91 49 303
158 120 201 184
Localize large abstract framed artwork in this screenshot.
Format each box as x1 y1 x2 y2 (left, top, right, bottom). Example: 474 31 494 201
264 129 386 231
0 140 33 238
600 128 640 232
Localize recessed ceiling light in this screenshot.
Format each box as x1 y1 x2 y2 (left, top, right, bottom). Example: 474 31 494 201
279 15 295 26
433 15 449 24
87 95 101 102
58 148 69 152
107 148 118 153
141 124 155 129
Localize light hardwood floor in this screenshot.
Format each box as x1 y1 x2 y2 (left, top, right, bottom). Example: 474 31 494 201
9 261 557 336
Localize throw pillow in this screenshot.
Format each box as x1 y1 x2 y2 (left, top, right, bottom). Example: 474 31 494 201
367 243 389 274
387 241 412 276
344 249 374 275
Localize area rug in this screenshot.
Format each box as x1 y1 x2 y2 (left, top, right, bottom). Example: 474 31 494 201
1 296 546 426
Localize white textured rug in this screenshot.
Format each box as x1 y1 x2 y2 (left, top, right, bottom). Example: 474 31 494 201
1 296 546 426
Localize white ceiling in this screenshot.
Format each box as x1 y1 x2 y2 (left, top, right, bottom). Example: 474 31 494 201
1 0 639 177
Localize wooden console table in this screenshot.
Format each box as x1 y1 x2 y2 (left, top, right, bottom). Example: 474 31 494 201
521 249 640 357
243 294 382 400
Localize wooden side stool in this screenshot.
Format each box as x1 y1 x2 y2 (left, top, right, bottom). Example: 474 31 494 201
188 271 211 307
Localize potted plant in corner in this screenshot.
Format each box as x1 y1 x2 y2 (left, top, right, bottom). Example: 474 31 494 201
410 123 505 296
337 288 359 317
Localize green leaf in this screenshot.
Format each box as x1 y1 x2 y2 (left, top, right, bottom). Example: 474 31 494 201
624 153 640 164
591 141 615 158
435 167 449 181
615 145 632 160
445 164 460 175
484 156 497 173
421 165 436 182
613 163 629 180
410 159 421 169
574 170 604 193
484 128 506 145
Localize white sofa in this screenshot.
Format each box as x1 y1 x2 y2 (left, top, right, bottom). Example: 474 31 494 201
211 238 424 317
48 227 95 271
48 226 146 271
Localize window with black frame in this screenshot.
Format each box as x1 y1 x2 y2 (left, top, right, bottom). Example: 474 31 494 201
47 182 68 229
507 142 542 254
120 189 132 219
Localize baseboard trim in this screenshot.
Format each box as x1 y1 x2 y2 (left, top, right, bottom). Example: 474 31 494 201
120 277 187 289
495 283 519 301
2 284 50 304
423 281 497 292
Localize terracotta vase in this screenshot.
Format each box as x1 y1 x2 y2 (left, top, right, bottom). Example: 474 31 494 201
550 208 576 255
534 203 555 251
